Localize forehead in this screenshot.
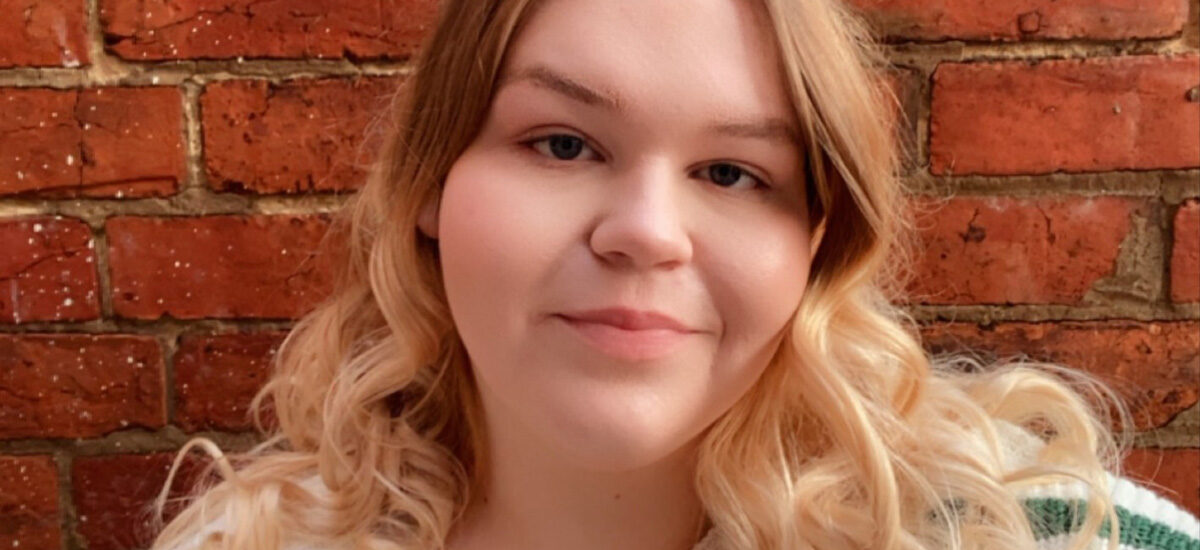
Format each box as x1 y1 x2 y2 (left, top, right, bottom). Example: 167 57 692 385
501 0 794 126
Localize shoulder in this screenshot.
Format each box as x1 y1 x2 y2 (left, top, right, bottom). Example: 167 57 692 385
995 420 1200 550
157 473 334 550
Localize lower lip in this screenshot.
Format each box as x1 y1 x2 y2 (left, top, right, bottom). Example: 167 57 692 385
554 315 693 362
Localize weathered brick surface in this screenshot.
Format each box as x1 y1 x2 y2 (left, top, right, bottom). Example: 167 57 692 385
905 196 1134 304
175 331 286 432
0 87 185 198
202 77 399 194
849 0 1188 42
77 87 186 197
1125 448 1200 517
930 55 1200 176
0 334 165 439
0 0 89 68
99 0 440 61
922 321 1200 431
0 216 100 324
0 0 1196 545
106 215 335 319
0 455 61 550
1172 200 1200 303
73 452 210 550
1 88 80 196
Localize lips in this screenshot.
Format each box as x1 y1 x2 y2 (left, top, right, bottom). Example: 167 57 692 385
556 307 696 333
552 308 697 362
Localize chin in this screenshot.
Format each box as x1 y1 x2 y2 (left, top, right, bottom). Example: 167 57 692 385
538 404 700 473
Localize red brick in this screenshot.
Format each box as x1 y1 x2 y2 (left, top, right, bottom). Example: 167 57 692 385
1172 200 1200 302
202 77 399 194
905 196 1133 304
99 0 439 62
174 331 286 431
0 455 61 550
106 215 335 319
0 334 166 439
0 87 184 198
0 0 89 68
0 216 100 323
77 87 186 197
930 55 1200 176
73 452 211 550
921 321 1200 431
849 0 1188 42
1124 448 1200 517
0 89 80 196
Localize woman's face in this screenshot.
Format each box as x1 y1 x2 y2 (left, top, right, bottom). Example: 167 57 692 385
425 0 812 471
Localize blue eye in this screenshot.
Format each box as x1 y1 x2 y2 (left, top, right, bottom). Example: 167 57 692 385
525 133 769 192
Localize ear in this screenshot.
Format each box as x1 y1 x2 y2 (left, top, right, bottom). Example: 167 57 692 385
417 194 440 239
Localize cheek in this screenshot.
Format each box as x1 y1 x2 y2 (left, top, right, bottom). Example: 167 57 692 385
705 209 811 367
700 206 811 398
438 156 525 331
436 150 574 357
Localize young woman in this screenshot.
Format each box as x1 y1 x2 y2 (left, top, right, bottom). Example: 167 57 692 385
151 0 1200 549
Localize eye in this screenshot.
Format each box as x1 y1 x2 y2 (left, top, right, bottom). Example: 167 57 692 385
696 162 768 191
524 133 769 192
527 133 602 162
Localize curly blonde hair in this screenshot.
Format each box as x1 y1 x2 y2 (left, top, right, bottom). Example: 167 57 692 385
150 0 1132 548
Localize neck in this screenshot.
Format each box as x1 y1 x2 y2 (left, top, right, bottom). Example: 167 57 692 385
447 414 708 550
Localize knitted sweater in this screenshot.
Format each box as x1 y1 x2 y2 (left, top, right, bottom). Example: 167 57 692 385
169 422 1200 550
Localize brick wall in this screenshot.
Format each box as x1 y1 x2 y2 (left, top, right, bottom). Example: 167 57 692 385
1 0 1197 548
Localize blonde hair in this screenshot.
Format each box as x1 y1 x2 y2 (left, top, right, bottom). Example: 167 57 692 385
150 0 1132 548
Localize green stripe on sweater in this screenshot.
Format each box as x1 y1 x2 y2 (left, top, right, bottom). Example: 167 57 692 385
1022 498 1200 550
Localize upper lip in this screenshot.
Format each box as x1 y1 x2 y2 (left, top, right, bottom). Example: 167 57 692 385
557 308 697 332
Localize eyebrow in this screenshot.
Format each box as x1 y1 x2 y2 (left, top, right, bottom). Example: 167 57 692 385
497 64 802 146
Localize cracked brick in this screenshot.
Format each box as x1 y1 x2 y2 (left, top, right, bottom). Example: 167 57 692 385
0 89 81 196
0 0 89 68
99 0 439 61
77 87 186 198
202 76 401 194
0 216 100 323
930 55 1200 176
904 196 1135 304
0 333 166 439
922 321 1200 431
0 87 184 198
848 0 1187 42
106 215 336 319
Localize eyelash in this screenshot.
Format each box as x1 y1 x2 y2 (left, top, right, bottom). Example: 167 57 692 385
520 132 772 192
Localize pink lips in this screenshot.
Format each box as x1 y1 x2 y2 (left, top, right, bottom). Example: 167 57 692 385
555 308 697 362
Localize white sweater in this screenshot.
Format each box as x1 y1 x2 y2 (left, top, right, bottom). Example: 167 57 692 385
169 421 1200 549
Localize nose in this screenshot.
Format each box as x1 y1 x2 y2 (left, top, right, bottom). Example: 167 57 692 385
589 160 693 270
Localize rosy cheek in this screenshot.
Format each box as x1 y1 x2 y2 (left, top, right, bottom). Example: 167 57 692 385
439 152 567 314
441 166 517 280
